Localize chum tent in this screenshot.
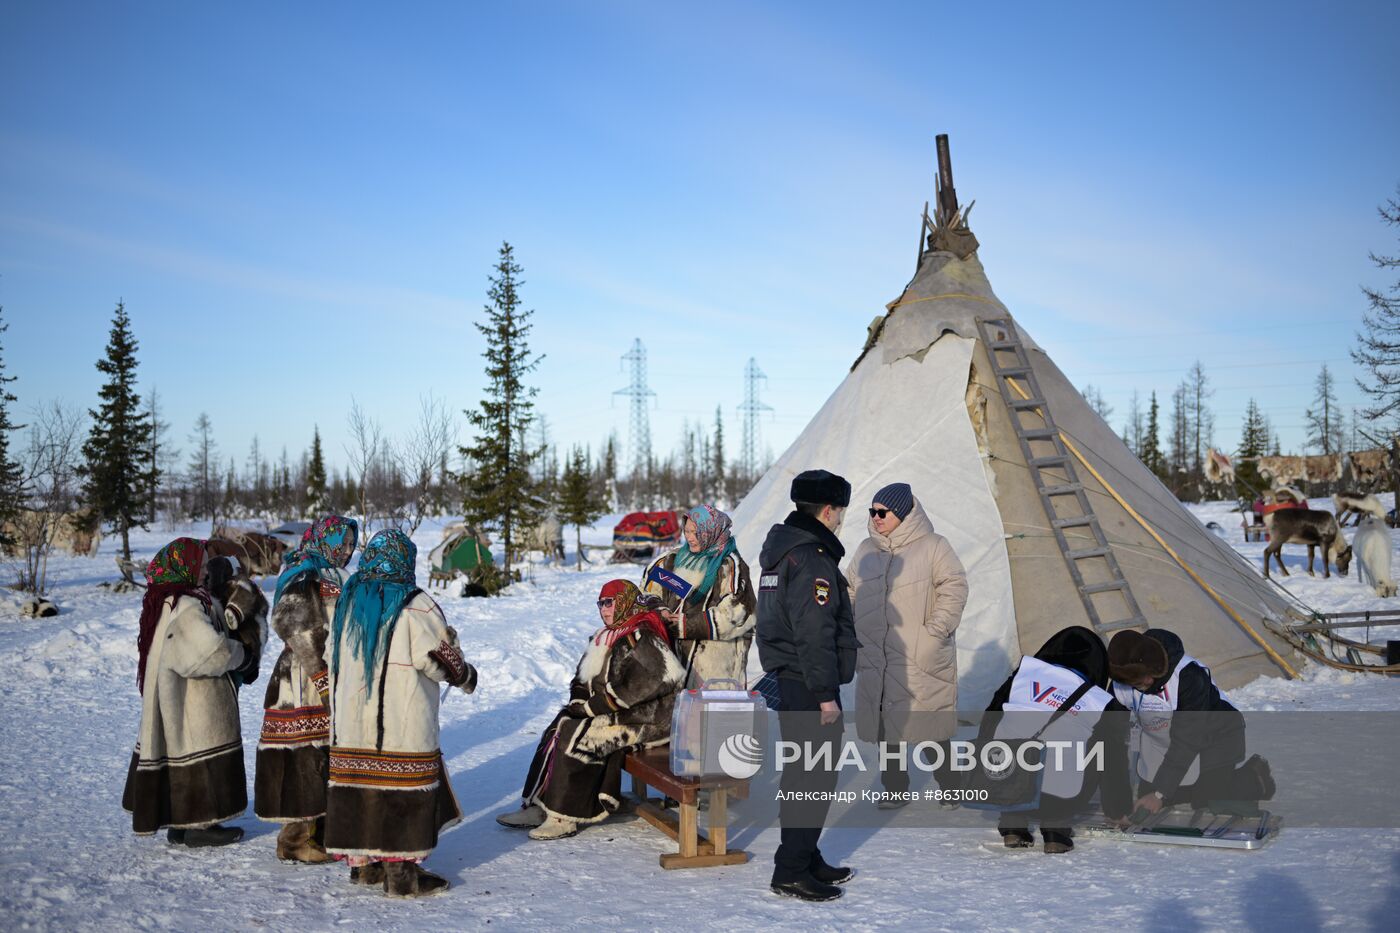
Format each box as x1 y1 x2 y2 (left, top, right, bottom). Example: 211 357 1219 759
732 136 1304 709
430 525 495 576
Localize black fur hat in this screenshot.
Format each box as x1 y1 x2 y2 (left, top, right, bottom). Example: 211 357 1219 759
790 469 851 507
1108 629 1169 683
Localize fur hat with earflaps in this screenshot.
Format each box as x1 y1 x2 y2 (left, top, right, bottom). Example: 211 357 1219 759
1107 629 1170 684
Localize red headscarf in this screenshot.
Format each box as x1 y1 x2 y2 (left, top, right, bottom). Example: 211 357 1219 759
594 578 670 648
137 537 213 693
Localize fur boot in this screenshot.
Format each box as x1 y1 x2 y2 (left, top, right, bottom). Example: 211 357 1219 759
528 815 580 840
495 804 546 829
350 862 386 886
383 862 450 898
277 819 333 863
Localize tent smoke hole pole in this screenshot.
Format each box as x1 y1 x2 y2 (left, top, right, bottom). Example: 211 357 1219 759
998 375 1300 679
935 134 959 226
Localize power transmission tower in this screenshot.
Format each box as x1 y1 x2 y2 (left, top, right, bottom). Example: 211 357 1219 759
613 338 655 489
738 357 772 482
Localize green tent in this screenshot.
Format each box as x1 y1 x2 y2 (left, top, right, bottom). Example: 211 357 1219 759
430 526 494 575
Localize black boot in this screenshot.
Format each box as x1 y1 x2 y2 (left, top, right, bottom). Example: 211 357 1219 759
999 827 1034 849
1241 754 1276 801
771 875 844 902
810 854 855 885
166 828 186 845
180 824 244 847
1042 828 1074 854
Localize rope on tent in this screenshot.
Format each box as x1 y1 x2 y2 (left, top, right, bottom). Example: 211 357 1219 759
889 292 998 311
1003 379 1301 679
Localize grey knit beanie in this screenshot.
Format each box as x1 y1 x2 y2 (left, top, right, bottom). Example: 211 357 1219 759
872 483 914 521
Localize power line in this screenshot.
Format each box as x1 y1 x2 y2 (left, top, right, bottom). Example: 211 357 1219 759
613 338 655 482
738 357 772 482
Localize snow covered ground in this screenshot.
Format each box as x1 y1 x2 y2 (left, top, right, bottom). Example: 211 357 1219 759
2 503 1398 932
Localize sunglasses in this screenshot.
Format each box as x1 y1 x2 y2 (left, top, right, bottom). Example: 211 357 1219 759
869 508 892 518
597 597 615 608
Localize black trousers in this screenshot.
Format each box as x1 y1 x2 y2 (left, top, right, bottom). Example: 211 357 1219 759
772 675 843 883
1142 726 1253 808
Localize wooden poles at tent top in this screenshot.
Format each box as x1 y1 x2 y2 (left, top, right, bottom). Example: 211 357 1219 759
935 133 960 227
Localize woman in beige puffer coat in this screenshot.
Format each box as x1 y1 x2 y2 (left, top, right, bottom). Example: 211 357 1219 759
848 484 968 795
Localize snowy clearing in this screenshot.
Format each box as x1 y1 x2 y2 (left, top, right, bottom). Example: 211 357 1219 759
2 504 1398 932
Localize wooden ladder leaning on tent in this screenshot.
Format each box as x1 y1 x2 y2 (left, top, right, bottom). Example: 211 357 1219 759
975 315 1148 638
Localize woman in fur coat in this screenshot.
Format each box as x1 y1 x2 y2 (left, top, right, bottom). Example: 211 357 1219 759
323 529 477 899
123 537 258 846
495 579 686 840
641 504 756 688
254 514 358 863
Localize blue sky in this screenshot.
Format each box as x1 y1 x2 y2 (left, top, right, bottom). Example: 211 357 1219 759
2 1 1397 477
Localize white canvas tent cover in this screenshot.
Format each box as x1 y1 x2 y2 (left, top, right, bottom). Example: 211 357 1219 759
733 225 1302 710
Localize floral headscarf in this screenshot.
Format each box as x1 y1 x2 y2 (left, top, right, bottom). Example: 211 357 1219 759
673 504 738 600
331 529 418 689
594 579 669 647
275 515 359 604
138 537 212 692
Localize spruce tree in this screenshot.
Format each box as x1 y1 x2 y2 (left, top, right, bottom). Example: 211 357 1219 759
458 242 543 575
600 434 618 510
307 426 328 514
80 301 154 575
1236 398 1270 495
1140 391 1166 480
0 308 23 551
558 446 605 570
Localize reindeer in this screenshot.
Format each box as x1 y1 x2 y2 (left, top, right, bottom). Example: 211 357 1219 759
204 555 269 686
1351 516 1397 597
1333 490 1387 527
1262 508 1353 579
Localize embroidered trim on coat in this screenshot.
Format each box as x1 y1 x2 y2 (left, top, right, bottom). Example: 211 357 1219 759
259 705 330 746
427 641 469 686
329 747 441 790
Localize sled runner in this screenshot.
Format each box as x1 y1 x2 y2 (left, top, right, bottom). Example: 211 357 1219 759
1081 807 1281 850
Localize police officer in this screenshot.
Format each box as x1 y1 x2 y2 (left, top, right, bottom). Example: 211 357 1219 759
756 469 858 901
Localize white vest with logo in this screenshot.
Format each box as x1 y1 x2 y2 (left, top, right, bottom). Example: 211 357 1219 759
993 656 1113 799
1111 653 1225 786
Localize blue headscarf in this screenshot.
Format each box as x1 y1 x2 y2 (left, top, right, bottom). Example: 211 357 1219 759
673 504 738 600
331 529 418 689
274 515 359 604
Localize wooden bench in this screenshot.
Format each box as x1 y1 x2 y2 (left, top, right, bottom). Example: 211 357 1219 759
428 570 455 589
623 745 750 870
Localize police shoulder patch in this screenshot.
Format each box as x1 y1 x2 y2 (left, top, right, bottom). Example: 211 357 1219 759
814 577 831 606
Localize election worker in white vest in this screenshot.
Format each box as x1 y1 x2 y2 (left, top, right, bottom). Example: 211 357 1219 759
1108 629 1275 817
641 504 757 688
980 626 1132 853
